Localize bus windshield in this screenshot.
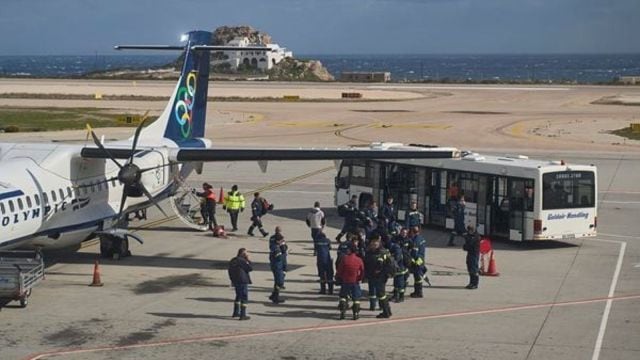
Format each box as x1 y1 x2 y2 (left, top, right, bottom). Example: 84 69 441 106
542 171 595 210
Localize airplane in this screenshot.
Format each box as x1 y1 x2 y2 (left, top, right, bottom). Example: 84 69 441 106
0 30 457 259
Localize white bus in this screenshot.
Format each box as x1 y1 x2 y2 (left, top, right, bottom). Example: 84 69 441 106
334 144 597 241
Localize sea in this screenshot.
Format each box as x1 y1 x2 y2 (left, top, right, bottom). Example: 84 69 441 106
0 54 639 84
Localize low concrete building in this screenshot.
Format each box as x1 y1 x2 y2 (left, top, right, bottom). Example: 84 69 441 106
340 71 391 82
213 37 293 71
617 76 640 85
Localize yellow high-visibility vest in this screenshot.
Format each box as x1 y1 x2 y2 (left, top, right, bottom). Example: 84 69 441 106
224 191 245 210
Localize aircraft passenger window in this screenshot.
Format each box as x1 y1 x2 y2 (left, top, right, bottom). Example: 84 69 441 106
9 200 15 212
82 186 88 195
17 198 24 210
34 194 40 206
42 192 49 205
59 189 65 200
0 202 5 215
67 187 72 198
91 184 96 193
73 187 80 198
111 179 117 188
26 196 32 208
51 190 57 202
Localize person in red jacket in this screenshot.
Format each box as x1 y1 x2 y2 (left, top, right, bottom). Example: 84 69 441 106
336 245 365 320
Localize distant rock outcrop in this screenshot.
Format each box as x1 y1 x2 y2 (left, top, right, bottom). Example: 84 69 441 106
213 25 271 45
268 58 334 81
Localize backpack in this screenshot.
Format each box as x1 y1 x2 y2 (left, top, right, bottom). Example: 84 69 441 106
401 245 413 268
383 251 398 277
260 198 273 215
337 204 348 217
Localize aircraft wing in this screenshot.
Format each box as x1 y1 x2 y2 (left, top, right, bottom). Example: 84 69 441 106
80 146 459 162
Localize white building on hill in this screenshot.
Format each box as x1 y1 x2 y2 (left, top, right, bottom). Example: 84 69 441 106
213 37 293 71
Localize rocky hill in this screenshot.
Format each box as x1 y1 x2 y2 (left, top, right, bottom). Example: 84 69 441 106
213 25 271 45
86 26 334 81
268 58 334 81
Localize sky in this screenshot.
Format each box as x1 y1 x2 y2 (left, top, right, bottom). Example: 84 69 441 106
0 0 638 55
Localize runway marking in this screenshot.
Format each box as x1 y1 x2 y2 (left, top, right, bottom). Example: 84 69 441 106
368 85 570 91
584 237 627 360
600 200 640 204
26 293 640 360
600 190 640 194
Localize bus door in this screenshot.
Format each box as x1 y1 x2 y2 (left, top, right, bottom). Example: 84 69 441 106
508 179 527 241
429 170 447 227
334 161 351 206
490 176 510 239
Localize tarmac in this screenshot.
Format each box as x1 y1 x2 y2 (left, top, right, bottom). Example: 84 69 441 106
0 81 639 360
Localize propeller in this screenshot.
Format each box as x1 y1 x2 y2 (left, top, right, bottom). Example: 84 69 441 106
89 118 169 221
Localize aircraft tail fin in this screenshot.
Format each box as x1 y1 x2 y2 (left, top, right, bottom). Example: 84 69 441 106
116 31 271 148
138 31 211 147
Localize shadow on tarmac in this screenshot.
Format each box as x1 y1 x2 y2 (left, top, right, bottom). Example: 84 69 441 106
43 250 303 272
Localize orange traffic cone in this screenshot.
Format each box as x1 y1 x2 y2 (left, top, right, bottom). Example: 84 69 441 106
218 187 224 202
483 251 500 277
89 259 104 287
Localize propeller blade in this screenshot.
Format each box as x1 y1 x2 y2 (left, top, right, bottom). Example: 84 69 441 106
125 233 144 245
140 184 169 218
90 130 123 169
117 189 128 221
129 118 148 164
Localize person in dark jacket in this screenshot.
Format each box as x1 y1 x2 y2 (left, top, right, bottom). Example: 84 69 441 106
379 196 397 234
409 226 427 298
269 229 287 303
404 201 423 229
336 195 359 242
248 192 269 237
314 231 334 295
228 248 253 320
463 225 481 289
364 236 394 318
448 195 466 246
336 244 365 320
389 236 408 302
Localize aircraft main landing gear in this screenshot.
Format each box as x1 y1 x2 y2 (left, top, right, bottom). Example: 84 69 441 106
99 235 131 260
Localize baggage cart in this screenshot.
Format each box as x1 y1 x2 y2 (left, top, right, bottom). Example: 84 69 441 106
0 251 45 308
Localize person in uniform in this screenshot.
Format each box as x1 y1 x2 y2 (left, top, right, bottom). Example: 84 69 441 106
409 226 427 298
379 196 397 234
228 248 252 320
404 201 423 229
336 195 359 242
336 244 365 320
314 231 334 295
268 228 287 303
248 192 269 237
463 225 481 289
364 236 394 318
448 194 466 246
223 184 245 231
389 235 408 302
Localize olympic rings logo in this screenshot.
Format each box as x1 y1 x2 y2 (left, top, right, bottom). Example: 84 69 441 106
174 71 197 139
